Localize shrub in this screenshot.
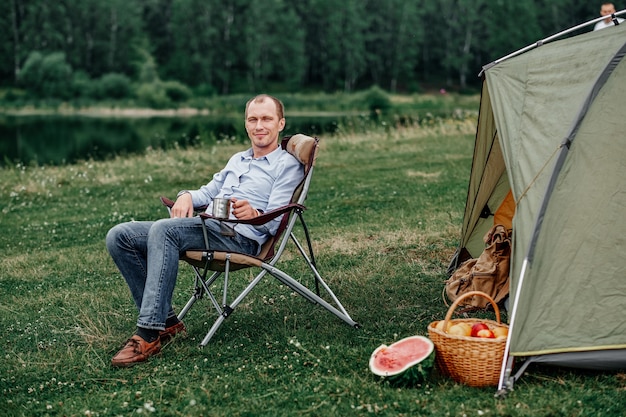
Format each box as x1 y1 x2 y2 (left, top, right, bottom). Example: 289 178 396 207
135 82 170 108
18 51 44 91
363 85 392 115
19 51 73 99
0 88 27 102
137 49 160 84
97 73 132 99
162 80 192 102
194 83 217 97
72 71 98 98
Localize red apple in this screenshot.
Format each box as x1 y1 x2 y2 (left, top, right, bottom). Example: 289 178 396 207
470 322 489 337
476 328 496 338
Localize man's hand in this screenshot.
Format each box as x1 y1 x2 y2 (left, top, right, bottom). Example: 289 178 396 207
171 193 194 218
231 198 259 219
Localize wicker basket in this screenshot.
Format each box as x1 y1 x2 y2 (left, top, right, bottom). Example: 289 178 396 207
427 290 507 387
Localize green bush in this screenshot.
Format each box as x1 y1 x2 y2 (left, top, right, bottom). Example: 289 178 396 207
72 71 98 98
135 82 170 108
362 85 392 115
97 73 132 99
19 51 73 99
18 51 44 91
137 49 160 84
194 83 217 97
71 72 132 100
0 88 27 102
162 80 192 102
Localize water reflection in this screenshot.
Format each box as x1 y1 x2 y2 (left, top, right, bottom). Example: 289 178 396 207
0 114 356 166
3 108 467 167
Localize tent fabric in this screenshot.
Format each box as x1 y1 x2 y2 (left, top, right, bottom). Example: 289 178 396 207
509 40 626 356
517 350 626 372
451 23 626 376
453 82 509 264
493 190 515 232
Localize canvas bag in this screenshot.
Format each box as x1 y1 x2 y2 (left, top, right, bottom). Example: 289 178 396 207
445 224 511 308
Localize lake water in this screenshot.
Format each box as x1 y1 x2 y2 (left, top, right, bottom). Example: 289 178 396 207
0 108 457 166
0 113 373 166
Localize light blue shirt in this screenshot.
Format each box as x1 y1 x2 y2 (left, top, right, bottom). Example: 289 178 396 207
186 146 304 246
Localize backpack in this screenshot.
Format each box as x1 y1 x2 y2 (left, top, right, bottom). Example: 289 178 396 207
445 224 511 309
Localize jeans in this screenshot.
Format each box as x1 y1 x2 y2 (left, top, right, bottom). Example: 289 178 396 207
106 217 259 330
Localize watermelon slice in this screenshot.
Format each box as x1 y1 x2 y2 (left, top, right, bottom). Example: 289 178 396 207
369 335 435 385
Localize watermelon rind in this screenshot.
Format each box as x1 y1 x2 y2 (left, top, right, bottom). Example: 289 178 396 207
369 335 435 386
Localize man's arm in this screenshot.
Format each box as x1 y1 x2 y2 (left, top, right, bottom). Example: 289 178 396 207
171 153 241 217
171 192 194 218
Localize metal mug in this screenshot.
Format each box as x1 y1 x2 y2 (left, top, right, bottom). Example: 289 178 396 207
212 198 231 219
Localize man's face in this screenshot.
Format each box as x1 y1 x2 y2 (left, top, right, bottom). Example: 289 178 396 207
245 99 285 156
601 4 616 22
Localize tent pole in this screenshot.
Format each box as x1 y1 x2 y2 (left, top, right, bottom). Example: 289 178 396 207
480 10 626 76
496 259 529 396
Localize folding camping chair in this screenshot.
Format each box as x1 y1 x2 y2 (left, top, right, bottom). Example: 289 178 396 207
161 134 359 346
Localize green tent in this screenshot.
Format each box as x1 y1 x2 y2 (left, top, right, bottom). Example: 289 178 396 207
449 21 626 392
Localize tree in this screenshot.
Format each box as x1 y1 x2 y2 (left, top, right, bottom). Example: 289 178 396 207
336 0 367 92
437 0 489 89
482 0 541 64
19 51 73 98
3 0 20 83
0 0 602 95
166 0 220 86
364 0 423 92
242 0 306 91
289 0 367 92
535 0 597 36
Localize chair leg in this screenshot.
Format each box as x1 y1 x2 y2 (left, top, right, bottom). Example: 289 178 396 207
181 227 359 346
200 315 226 347
177 268 224 323
177 269 206 321
290 229 350 318
262 262 359 328
177 292 199 321
295 212 321 295
191 265 359 346
197 269 269 346
290 233 322 296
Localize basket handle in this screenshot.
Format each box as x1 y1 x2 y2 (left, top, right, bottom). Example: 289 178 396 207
442 290 501 330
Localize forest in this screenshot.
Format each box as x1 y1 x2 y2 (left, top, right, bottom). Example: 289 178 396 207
0 0 609 101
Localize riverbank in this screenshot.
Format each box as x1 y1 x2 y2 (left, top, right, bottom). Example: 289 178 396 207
0 91 481 118
0 106 213 118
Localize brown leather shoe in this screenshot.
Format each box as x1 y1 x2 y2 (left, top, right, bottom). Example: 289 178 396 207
111 335 161 367
159 321 187 343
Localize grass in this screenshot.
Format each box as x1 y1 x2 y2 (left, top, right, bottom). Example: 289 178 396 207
1 117 625 416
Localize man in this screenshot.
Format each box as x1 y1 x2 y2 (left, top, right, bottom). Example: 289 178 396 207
106 94 304 367
594 2 624 30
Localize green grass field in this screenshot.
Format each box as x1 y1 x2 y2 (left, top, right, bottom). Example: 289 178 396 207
1 118 624 416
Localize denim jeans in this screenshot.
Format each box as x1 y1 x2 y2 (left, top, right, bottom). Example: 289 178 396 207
106 217 259 330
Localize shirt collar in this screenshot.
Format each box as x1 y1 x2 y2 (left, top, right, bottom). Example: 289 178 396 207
241 145 282 163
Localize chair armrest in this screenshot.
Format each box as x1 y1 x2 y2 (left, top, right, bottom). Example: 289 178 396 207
198 203 306 226
160 196 175 208
160 196 208 212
